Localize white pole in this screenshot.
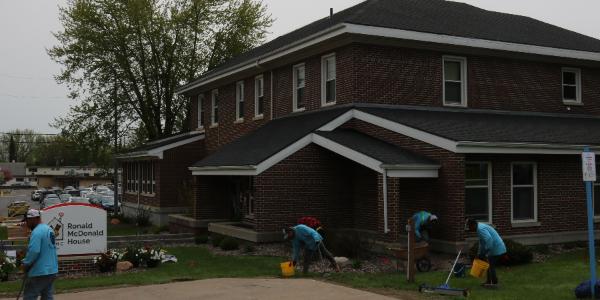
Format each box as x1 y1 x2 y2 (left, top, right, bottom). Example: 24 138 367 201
383 169 389 233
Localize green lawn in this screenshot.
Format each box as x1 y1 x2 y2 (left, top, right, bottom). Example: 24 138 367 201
0 246 283 296
0 246 595 299
325 250 595 300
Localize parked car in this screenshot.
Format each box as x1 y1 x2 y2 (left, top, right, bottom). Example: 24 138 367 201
95 185 111 193
37 190 55 202
58 193 71 203
86 193 103 206
68 197 90 204
64 186 76 191
41 194 61 209
100 195 116 212
67 190 81 197
31 189 45 201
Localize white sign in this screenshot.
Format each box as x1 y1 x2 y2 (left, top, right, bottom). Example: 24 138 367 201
582 152 597 182
41 203 107 256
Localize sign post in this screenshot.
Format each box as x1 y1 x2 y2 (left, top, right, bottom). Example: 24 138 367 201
582 147 597 299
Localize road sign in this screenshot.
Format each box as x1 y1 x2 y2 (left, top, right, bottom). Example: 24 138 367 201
583 148 597 298
582 152 597 182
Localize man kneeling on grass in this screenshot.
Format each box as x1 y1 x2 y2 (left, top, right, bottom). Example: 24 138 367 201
284 225 340 275
467 218 506 288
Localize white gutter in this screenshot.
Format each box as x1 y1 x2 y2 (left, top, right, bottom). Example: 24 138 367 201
177 23 600 95
383 168 390 234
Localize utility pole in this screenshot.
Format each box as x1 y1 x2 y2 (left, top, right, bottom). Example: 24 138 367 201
113 82 120 215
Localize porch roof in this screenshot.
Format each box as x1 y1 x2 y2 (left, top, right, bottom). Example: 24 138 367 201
354 104 600 154
313 129 437 168
116 131 204 160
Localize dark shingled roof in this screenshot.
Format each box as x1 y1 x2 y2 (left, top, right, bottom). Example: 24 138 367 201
126 131 203 153
182 0 600 91
357 104 600 146
314 129 437 166
193 106 352 167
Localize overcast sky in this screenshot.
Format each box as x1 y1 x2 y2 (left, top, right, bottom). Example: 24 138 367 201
0 0 599 134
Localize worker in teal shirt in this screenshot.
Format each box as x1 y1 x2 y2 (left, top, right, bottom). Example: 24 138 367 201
411 211 438 242
22 209 58 300
284 224 340 274
467 218 506 287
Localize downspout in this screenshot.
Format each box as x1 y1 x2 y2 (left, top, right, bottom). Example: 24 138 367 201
383 169 390 234
270 70 274 119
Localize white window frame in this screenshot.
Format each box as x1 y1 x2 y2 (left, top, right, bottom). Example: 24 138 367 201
197 94 204 129
292 63 306 112
562 67 582 104
465 161 493 224
442 55 468 107
235 81 245 122
255 75 264 118
321 53 336 106
511 162 538 223
211 89 219 126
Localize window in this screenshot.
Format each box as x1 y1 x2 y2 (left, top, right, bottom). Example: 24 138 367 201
255 75 264 117
562 67 581 103
443 56 467 107
197 95 204 129
293 63 305 111
321 54 336 105
236 81 244 121
211 89 219 126
511 162 537 222
125 162 155 194
465 162 492 223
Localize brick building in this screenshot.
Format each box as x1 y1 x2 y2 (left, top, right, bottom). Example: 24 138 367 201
172 0 600 250
117 132 204 225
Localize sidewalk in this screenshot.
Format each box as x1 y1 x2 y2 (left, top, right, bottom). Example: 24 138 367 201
2 278 399 300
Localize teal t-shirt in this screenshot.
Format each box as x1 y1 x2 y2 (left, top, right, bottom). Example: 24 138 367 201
23 223 59 277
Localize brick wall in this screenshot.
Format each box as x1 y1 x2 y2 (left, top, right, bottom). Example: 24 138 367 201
468 154 587 237
346 119 466 241
59 257 96 276
159 140 204 208
252 144 380 233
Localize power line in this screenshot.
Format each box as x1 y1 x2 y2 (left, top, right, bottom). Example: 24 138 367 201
0 73 55 81
0 93 70 100
0 132 58 136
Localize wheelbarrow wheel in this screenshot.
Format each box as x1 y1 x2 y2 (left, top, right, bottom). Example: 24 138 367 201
416 258 432 272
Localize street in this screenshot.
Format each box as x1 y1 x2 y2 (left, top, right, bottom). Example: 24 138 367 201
0 189 38 217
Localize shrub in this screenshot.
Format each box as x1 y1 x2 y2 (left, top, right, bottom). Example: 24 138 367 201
195 235 209 244
140 246 165 268
0 252 16 281
351 260 362 269
152 225 169 234
243 244 256 253
93 250 119 273
122 245 144 267
468 239 533 266
135 208 151 227
219 237 239 251
211 234 225 247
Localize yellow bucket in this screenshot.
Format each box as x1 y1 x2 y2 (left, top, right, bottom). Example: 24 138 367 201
280 261 295 277
470 258 490 278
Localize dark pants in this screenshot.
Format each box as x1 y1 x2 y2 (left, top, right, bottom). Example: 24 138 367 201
303 242 336 274
24 274 56 300
486 254 503 284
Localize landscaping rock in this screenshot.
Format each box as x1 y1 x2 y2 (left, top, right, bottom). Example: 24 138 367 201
334 257 351 268
116 261 133 272
110 218 121 225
